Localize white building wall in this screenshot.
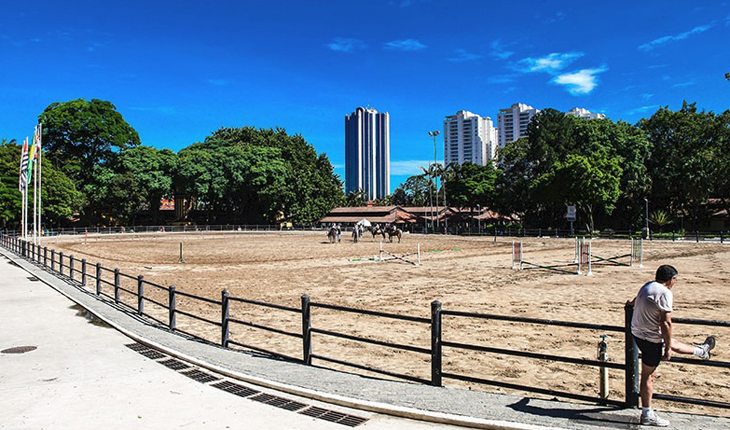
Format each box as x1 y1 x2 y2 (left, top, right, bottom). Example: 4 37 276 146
444 110 497 166
497 102 540 148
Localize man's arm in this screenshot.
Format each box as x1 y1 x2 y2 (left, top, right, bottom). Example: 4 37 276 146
661 311 673 360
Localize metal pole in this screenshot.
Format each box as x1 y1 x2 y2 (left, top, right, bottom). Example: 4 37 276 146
59 251 63 275
69 255 74 281
95 263 101 295
624 302 639 407
301 294 312 365
431 300 442 386
137 275 144 315
169 286 177 330
221 290 230 347
114 268 120 304
81 258 87 286
51 249 55 271
43 246 47 267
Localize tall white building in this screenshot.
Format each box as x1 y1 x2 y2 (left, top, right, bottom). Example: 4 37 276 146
497 102 540 148
345 107 390 200
566 107 606 120
444 110 498 166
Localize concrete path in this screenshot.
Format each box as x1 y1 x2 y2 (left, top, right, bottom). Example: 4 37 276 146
0 252 461 430
2 246 729 430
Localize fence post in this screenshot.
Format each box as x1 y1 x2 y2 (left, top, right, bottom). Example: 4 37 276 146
169 286 177 330
43 247 47 267
59 252 64 275
221 290 230 347
81 259 87 286
69 255 75 281
51 249 55 271
137 275 144 315
696 231 699 243
624 302 639 408
114 268 120 304
431 300 443 387
721 231 724 244
301 294 312 365
95 263 101 295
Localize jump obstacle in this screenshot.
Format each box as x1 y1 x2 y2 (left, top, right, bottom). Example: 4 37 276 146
378 241 421 266
512 238 643 275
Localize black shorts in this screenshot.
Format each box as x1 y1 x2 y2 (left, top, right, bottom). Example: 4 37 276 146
634 335 663 367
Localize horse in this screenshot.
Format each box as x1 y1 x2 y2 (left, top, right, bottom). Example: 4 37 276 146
385 224 402 243
369 224 386 240
327 225 341 244
352 224 363 243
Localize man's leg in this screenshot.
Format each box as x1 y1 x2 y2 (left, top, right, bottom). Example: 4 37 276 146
670 336 716 359
640 363 658 409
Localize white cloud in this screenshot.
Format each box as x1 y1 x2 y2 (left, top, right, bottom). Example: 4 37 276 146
672 80 696 88
626 105 659 116
487 74 517 84
551 66 608 95
638 23 714 51
384 39 427 51
327 38 366 53
490 39 514 60
518 52 584 74
390 160 432 176
448 49 482 62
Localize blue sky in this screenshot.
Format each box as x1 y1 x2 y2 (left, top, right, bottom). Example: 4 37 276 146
1 1 729 189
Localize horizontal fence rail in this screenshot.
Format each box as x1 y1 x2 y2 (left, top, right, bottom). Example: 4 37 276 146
1 232 728 411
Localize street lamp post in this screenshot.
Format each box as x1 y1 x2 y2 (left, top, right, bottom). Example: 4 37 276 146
428 130 440 233
644 198 650 240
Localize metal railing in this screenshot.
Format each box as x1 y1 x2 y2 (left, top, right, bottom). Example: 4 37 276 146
1 232 728 411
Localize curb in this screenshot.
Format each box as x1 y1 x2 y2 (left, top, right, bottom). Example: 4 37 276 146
2 248 564 430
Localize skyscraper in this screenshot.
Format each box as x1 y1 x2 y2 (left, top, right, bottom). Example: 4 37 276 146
345 107 390 200
444 110 498 166
497 102 540 148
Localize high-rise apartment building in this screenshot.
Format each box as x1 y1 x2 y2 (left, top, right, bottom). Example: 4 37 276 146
345 107 390 200
566 107 606 120
497 103 540 148
444 110 498 166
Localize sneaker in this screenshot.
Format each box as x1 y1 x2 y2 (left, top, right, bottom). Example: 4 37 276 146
698 336 716 360
641 411 670 427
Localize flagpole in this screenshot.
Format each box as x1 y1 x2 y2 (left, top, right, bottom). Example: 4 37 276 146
38 124 43 245
33 152 38 244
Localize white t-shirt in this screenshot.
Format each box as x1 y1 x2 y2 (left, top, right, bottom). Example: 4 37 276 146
631 281 673 343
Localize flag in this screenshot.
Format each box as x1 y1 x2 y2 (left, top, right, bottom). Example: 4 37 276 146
27 132 37 183
18 138 29 191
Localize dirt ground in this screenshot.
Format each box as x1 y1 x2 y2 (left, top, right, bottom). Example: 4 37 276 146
46 231 730 416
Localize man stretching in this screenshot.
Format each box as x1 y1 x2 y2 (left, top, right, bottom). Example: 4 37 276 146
630 264 716 426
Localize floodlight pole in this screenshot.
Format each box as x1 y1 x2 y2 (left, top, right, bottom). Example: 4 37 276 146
428 130 440 233
644 198 650 240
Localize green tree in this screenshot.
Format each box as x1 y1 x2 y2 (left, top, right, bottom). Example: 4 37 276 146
0 140 82 229
39 99 141 221
391 175 433 206
640 102 721 229
447 162 498 210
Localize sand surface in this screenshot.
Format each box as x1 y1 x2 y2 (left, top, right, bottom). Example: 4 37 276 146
45 231 730 415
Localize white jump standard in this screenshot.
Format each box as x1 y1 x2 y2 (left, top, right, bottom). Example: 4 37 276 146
512 240 592 275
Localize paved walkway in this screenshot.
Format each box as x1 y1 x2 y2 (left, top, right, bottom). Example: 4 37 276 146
1 248 728 430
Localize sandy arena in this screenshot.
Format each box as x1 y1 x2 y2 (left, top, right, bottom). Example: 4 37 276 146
45 231 730 416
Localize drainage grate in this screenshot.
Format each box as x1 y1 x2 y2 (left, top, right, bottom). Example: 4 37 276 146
125 343 151 352
338 415 368 427
211 381 260 397
139 349 166 360
27 276 39 282
278 400 307 411
1 345 37 354
299 406 367 427
159 358 191 371
250 393 277 403
180 369 221 383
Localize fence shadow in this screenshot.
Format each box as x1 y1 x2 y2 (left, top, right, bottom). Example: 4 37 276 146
507 398 636 429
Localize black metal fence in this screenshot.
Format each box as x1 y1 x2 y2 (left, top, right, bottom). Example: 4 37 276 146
1 232 728 411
